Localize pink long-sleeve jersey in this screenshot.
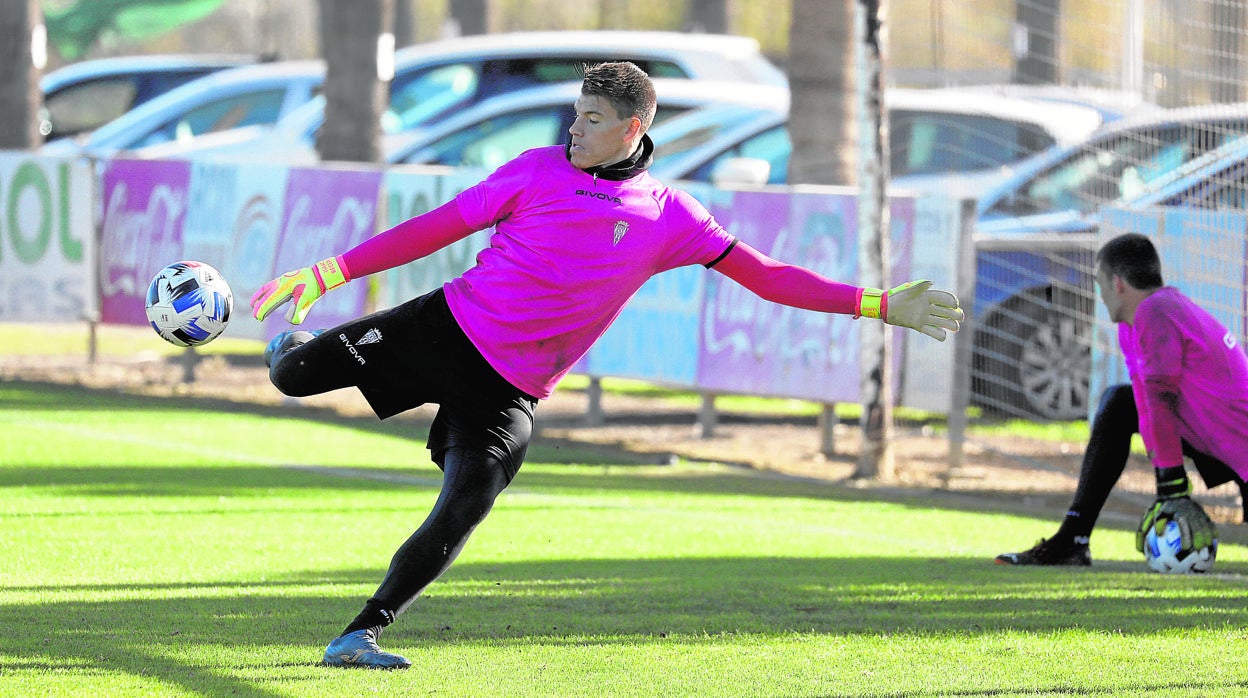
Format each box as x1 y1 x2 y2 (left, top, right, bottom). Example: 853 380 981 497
446 145 736 398
1120 286 1248 476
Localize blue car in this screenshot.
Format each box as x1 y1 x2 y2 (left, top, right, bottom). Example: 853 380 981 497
972 102 1248 420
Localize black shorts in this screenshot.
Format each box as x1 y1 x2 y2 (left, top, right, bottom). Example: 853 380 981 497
280 288 537 481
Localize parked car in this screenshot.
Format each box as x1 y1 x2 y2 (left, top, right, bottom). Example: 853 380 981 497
970 102 1248 420
1125 132 1248 208
932 84 1162 124
387 81 789 170
977 102 1248 227
39 54 256 141
40 60 325 160
379 30 786 135
150 79 788 167
647 87 1103 191
128 30 786 163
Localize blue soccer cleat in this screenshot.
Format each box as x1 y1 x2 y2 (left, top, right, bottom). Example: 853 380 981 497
321 629 411 669
264 328 324 367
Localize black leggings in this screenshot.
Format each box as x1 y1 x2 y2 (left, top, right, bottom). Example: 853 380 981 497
1061 384 1244 540
371 446 510 615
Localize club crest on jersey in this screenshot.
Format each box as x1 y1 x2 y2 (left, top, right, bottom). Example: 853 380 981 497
613 220 629 246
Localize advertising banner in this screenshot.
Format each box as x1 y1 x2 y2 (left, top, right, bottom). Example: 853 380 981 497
697 189 914 402
0 155 94 322
100 158 192 326
182 160 291 341
264 167 382 335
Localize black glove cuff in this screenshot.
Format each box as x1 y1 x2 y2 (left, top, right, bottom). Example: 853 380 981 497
1155 465 1191 499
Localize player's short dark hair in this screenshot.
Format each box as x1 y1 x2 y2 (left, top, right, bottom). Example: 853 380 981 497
1096 232 1164 290
580 61 657 131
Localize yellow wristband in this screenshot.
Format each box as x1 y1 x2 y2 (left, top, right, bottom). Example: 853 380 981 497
315 256 348 290
857 288 884 319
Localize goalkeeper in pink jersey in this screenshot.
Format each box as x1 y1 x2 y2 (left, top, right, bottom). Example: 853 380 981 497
250 61 964 668
997 232 1248 567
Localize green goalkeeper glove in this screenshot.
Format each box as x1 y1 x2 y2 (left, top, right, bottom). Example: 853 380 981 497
857 280 964 341
250 256 349 324
1135 495 1217 554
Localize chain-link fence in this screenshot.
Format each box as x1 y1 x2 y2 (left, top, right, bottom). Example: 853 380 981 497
906 0 1247 520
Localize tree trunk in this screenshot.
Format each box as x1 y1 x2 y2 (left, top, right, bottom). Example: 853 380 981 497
787 0 855 186
317 0 393 163
788 0 868 470
685 0 731 34
852 0 893 481
0 0 41 149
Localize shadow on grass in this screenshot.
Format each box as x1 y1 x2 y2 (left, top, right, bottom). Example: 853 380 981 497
3 556 1248 696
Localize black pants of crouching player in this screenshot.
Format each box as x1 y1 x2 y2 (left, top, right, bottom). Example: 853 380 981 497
267 288 538 637
1062 383 1247 541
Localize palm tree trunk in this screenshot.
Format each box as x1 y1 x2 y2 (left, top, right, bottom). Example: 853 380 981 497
0 0 41 149
317 0 393 163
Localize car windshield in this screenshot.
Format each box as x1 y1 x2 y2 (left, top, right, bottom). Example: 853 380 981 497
650 105 772 171
384 64 480 133
891 110 1055 176
988 122 1248 217
43 77 137 139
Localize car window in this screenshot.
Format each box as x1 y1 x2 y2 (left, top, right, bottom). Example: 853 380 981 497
651 108 765 171
1165 163 1248 210
484 58 689 88
989 122 1248 217
690 124 791 184
413 106 572 170
137 69 224 105
130 89 289 150
43 77 138 139
386 63 480 133
891 111 1055 177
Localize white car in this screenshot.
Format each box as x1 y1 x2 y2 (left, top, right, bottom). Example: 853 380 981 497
40 60 324 160
387 81 790 171
646 87 1104 191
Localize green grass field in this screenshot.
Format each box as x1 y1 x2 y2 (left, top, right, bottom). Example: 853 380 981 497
2 379 1246 697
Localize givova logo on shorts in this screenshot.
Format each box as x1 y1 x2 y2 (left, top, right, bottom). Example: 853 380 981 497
339 328 382 365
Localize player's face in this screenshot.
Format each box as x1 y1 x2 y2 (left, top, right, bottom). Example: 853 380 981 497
1095 263 1126 323
568 94 638 170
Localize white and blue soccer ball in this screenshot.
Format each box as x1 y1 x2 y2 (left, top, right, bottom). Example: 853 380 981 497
1144 517 1217 574
144 261 233 347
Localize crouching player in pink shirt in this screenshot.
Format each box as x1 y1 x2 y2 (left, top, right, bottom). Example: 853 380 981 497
996 232 1248 567
250 62 964 668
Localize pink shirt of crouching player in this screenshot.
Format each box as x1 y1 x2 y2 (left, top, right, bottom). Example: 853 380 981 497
1119 286 1248 475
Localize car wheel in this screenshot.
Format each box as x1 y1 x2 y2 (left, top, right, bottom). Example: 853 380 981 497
973 289 1093 421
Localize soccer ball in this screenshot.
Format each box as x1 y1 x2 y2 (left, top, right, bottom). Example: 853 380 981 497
1144 516 1217 574
144 261 233 347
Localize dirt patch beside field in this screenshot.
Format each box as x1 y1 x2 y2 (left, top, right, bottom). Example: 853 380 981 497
4 349 1244 534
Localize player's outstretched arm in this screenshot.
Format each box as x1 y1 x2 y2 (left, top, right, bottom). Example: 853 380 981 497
251 200 478 324
712 242 964 341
